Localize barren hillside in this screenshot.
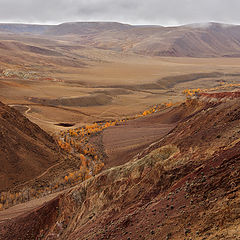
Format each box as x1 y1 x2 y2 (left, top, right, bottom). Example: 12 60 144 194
1 22 240 57
0 20 240 240
0 93 239 239
0 101 62 191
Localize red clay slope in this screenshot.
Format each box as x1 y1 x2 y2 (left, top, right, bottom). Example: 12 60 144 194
0 101 62 191
102 104 200 168
0 96 240 239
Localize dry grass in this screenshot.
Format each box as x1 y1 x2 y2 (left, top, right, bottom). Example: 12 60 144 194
1 36 240 132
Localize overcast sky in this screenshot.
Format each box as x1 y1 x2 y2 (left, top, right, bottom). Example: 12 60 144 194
0 0 239 26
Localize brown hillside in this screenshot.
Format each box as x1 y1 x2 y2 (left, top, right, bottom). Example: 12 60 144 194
1 22 240 57
0 93 239 239
0 101 62 191
46 22 240 57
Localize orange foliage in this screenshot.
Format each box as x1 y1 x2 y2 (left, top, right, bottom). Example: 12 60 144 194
165 102 173 108
58 140 71 152
64 175 69 182
183 88 201 97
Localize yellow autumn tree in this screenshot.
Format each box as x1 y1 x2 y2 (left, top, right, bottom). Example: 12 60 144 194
64 175 69 182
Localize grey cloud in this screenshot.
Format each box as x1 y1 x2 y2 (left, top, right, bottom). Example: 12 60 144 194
0 0 240 26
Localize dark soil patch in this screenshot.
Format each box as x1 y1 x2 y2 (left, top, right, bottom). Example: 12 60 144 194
28 94 112 107
55 123 75 127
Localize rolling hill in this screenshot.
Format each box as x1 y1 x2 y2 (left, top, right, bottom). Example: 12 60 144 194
1 22 240 57
0 20 240 240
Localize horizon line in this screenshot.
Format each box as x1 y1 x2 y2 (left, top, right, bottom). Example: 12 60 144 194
0 20 239 28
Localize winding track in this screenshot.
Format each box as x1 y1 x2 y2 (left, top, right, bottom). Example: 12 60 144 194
0 106 177 224
9 103 92 128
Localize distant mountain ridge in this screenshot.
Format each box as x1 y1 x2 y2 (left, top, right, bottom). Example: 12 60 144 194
0 23 53 34
1 21 240 57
